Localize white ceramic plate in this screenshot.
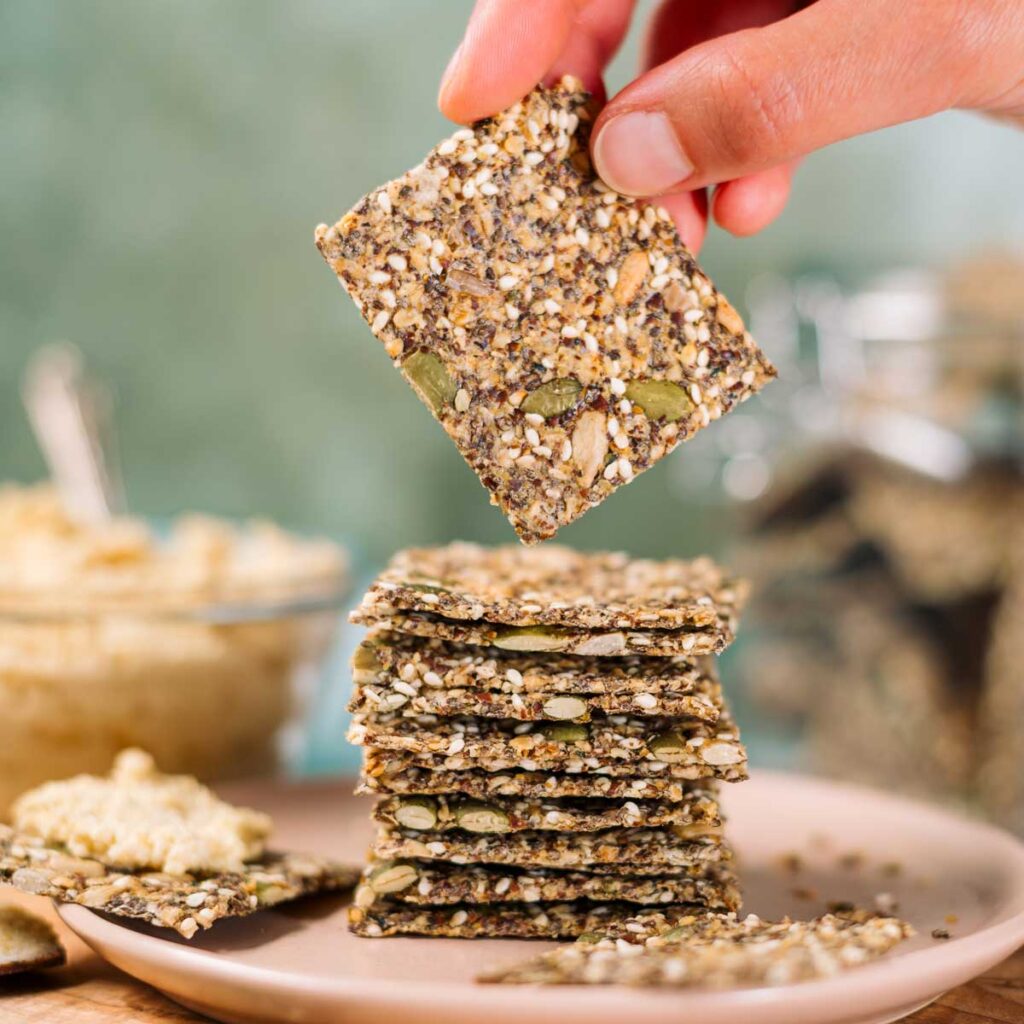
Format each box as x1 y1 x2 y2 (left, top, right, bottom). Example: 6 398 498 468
59 772 1024 1024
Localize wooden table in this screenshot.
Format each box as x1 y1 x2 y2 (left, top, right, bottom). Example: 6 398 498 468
2 890 1021 1023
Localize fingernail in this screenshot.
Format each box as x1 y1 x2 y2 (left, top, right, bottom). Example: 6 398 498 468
438 41 464 107
593 111 693 197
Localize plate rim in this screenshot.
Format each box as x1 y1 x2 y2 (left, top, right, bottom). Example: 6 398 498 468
57 769 1024 1020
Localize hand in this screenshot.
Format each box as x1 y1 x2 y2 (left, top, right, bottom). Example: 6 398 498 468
438 0 1024 251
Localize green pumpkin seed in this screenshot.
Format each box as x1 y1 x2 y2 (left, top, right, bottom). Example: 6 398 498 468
624 380 693 422
576 932 603 944
521 377 582 418
648 730 689 764
368 860 418 894
455 800 511 833
541 722 589 743
492 626 567 652
352 641 383 675
402 351 457 414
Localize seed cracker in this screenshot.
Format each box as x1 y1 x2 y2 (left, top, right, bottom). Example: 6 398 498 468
357 631 717 697
354 859 741 910
349 712 747 778
351 544 744 631
0 904 66 976
355 609 729 657
372 826 728 875
371 790 722 834
350 680 721 723
479 912 913 986
348 900 712 940
316 79 775 544
0 825 359 939
359 755 730 801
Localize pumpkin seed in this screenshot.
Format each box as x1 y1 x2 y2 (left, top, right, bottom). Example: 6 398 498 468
455 800 511 833
540 722 589 743
368 860 418 894
521 377 582 418
493 627 567 652
648 730 689 764
624 380 693 422
352 641 382 675
393 796 439 831
402 351 457 414
542 695 588 721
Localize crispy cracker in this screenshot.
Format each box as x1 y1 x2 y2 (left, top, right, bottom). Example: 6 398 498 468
371 790 722 834
316 79 774 544
353 859 740 910
372 826 728 875
0 904 66 976
479 912 913 986
354 609 729 657
358 631 718 697
351 544 744 631
348 900 712 940
350 679 721 723
0 825 359 939
349 711 747 779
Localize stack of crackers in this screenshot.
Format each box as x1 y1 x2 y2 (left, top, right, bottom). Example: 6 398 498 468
346 542 750 939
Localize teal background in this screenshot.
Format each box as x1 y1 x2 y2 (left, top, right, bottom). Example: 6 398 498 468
2 1 1022 774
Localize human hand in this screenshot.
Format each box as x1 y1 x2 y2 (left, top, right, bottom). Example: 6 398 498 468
438 0 1024 252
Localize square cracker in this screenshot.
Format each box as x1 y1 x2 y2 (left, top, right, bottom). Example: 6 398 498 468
352 543 745 633
359 756 723 803
371 825 728 875
348 900 708 940
349 710 747 779
316 78 775 544
371 790 722 835
353 859 740 911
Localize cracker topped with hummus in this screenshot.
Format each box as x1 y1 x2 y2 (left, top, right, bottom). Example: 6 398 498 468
316 77 775 544
12 749 271 876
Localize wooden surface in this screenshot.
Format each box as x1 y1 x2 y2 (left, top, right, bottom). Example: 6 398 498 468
1 890 1021 1023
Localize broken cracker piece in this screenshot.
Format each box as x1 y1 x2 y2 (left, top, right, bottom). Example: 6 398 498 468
316 78 774 544
0 825 359 939
479 911 913 986
0 904 66 976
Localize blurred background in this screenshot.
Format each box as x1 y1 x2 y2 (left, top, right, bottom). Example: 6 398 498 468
1 2 1022 824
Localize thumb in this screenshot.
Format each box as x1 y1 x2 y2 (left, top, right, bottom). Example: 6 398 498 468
591 0 980 196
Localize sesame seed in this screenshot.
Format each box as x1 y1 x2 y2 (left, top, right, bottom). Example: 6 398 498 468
380 289 397 308
423 671 443 687
480 182 499 196
429 256 443 275
574 227 590 245
454 388 471 412
583 332 599 353
376 191 392 214
452 127 474 141
618 399 632 415
541 195 559 211
506 668 524 685
368 270 390 285
437 138 457 156
653 256 670 275
618 457 634 480
543 298 561 314
541 356 555 369
613 434 629 449
461 179 477 199
614 315 628 334
447 734 465 755
478 142 499 156
607 417 620 437
370 310 390 332
683 308 704 323
595 208 611 229
690 383 702 404
650 273 670 290
605 267 618 288
524 151 544 166
498 274 518 290
505 304 520 320
603 461 619 481
539 254 555 273
610 377 626 396
534 445 553 458
386 254 407 272
561 325 578 338
525 427 541 447
524 412 544 427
